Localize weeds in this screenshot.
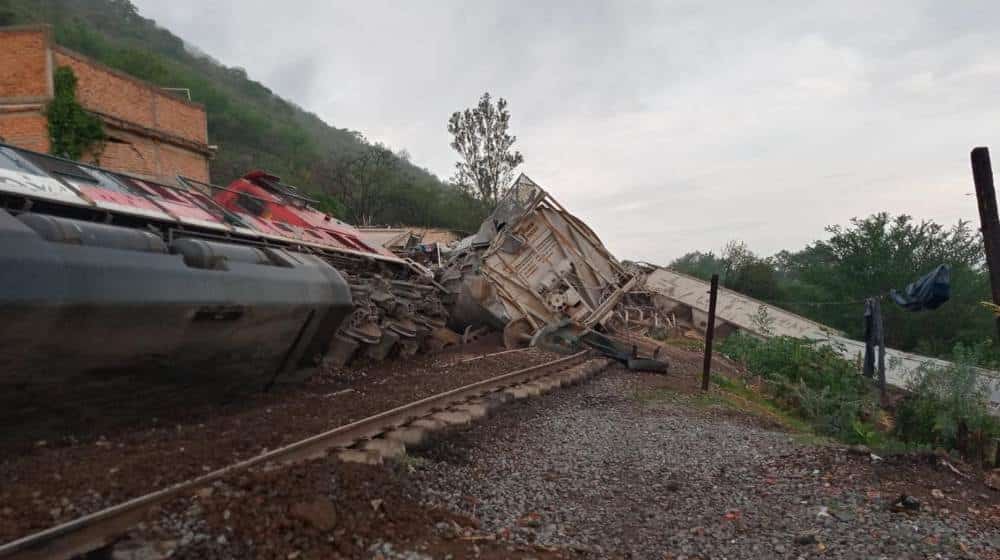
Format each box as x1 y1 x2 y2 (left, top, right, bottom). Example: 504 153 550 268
394 452 429 471
850 419 882 448
719 334 1000 463
895 343 1000 461
719 334 875 442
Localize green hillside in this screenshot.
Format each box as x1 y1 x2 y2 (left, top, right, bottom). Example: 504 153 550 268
0 0 483 230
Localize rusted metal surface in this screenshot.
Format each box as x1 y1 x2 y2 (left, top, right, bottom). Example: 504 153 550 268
441 175 634 346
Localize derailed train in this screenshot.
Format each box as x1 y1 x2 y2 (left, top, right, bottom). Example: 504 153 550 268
0 142 449 434
0 141 668 441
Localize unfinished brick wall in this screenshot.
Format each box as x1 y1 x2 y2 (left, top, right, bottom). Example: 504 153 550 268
156 91 208 144
85 131 209 181
89 130 158 177
0 111 48 152
0 25 211 183
52 49 208 149
0 27 50 100
53 49 153 128
158 142 210 181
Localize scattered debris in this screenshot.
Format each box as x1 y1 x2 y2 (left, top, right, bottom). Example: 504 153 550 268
793 532 818 546
941 459 972 480
517 512 543 528
890 494 921 513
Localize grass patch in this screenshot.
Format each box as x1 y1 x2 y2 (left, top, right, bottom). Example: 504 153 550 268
630 373 824 440
710 374 817 434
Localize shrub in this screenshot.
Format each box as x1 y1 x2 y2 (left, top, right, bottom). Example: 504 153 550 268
792 381 867 440
719 333 876 440
895 343 1000 458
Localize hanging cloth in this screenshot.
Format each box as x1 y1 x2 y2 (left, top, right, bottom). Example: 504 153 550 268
890 264 951 311
863 297 886 395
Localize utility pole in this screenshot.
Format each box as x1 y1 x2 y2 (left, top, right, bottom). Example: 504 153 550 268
971 147 1000 341
701 273 719 391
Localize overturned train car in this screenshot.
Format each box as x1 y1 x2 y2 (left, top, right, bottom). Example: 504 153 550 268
440 174 637 348
0 143 448 439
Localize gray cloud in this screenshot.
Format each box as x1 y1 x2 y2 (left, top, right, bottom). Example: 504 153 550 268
133 0 1000 264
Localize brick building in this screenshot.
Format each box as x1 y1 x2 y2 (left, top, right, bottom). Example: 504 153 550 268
0 25 212 182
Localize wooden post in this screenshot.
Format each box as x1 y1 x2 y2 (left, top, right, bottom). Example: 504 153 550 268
956 420 969 459
874 298 886 400
972 147 1000 341
701 273 719 391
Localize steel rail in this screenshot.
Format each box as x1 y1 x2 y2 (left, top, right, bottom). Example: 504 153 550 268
0 351 591 560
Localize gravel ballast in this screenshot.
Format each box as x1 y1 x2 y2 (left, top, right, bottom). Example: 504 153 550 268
409 366 1000 559
0 340 561 544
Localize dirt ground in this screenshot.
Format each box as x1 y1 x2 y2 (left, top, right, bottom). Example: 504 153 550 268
643 342 1000 529
115 342 998 560
4 341 998 559
0 336 560 544
405 347 1000 559
123 457 577 560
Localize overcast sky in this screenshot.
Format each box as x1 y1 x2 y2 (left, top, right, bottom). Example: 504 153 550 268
133 0 998 264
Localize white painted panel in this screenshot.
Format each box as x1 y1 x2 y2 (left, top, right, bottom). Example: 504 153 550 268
0 167 90 207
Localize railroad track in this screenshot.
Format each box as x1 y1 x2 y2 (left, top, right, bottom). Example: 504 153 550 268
0 352 607 560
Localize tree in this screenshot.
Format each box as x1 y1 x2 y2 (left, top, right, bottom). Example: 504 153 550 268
787 213 988 354
314 193 346 218
672 214 993 361
448 92 524 209
671 242 782 301
717 241 782 300
331 144 397 226
720 240 755 284
669 251 724 281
